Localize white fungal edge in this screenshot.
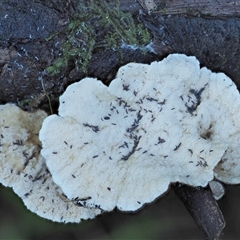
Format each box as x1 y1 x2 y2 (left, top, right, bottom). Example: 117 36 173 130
0 104 102 223
40 53 239 213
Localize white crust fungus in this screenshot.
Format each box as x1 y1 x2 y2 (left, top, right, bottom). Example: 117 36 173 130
0 104 102 222
40 54 240 213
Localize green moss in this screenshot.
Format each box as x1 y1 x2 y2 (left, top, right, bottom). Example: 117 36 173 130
46 0 152 75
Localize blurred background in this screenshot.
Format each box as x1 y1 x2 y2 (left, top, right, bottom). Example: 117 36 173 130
1 183 240 239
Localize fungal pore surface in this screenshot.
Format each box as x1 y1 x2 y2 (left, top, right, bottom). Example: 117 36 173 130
40 54 240 214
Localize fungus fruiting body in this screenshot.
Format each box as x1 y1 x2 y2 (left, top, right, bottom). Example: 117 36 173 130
2 54 240 223
40 54 240 214
0 104 102 222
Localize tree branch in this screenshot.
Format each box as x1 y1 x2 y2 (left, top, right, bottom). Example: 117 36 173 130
173 183 225 240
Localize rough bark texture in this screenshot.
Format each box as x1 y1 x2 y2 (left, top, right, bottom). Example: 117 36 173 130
0 0 237 238
1 0 240 106
122 0 240 17
139 13 240 88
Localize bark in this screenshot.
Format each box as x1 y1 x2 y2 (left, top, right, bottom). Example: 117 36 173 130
173 184 225 240
1 0 240 105
121 0 240 17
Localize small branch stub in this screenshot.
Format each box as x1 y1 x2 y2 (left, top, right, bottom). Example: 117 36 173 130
173 183 225 240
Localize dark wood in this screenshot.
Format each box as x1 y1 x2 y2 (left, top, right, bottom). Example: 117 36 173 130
173 184 225 240
120 0 240 17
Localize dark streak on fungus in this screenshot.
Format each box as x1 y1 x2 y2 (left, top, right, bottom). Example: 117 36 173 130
32 174 44 182
42 178 47 184
123 84 130 91
72 196 92 208
24 190 32 197
136 98 143 104
121 136 141 161
23 152 35 167
83 123 100 133
119 141 129 148
146 97 158 102
159 99 166 105
196 159 208 167
157 137 165 144
117 97 124 106
188 149 193 154
40 196 45 201
62 193 67 198
24 192 30 197
13 139 23 145
22 151 28 158
174 143 181 151
185 85 208 114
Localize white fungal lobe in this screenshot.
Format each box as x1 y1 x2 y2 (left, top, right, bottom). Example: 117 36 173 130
0 104 101 223
40 54 240 213
0 104 46 187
